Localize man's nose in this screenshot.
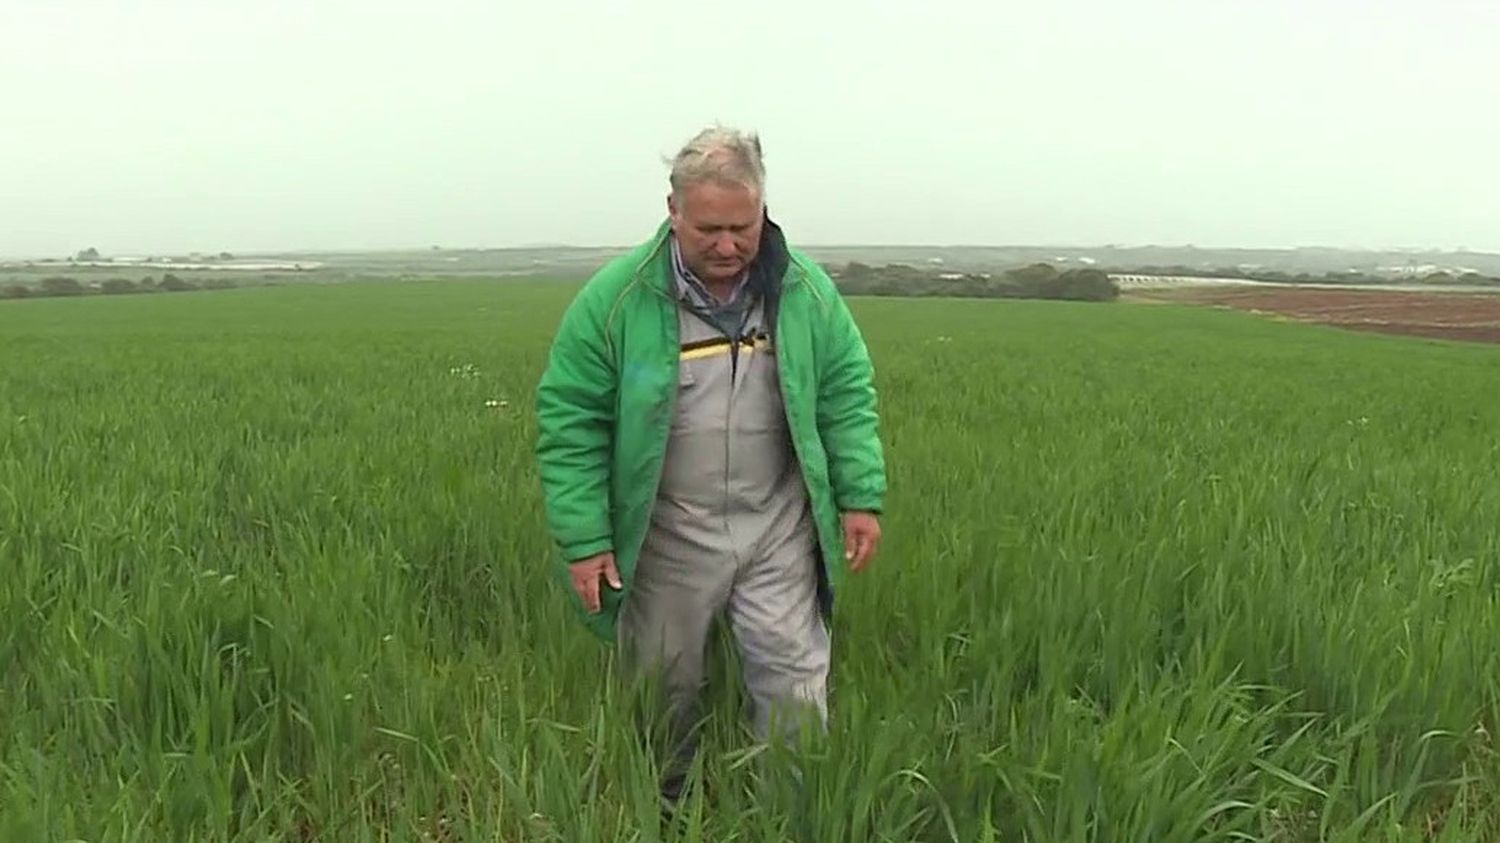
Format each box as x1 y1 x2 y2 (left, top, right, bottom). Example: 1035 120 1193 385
713 235 737 255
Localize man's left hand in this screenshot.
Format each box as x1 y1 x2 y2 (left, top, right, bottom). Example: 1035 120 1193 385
841 511 881 573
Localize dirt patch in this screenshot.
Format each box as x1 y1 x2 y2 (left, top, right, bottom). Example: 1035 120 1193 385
1146 286 1500 345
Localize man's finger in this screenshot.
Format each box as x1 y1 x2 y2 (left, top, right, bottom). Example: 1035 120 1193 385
854 530 880 571
603 556 622 590
580 577 600 613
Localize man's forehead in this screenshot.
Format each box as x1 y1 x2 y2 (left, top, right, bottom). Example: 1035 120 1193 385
677 182 761 209
681 209 764 230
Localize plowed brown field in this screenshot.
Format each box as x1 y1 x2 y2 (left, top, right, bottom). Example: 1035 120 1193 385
1154 286 1500 345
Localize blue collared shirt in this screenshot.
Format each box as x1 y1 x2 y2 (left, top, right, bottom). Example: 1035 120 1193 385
670 236 751 306
669 234 756 339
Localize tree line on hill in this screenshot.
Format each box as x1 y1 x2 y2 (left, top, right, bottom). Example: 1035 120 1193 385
5 263 1123 303
829 261 1120 302
1 274 240 300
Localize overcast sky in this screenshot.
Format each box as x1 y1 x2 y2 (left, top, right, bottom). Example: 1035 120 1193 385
2 0 1496 257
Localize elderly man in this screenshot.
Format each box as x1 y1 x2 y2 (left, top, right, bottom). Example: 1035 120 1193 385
534 126 886 807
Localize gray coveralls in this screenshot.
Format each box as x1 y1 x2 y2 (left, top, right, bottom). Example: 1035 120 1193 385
617 242 831 785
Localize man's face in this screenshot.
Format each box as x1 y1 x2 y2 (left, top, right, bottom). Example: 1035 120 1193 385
668 180 763 285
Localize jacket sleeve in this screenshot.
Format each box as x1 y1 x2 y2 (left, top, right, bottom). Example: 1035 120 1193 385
535 285 617 561
815 288 887 514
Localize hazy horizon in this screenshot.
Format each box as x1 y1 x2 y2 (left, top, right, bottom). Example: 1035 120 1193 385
3 0 1497 258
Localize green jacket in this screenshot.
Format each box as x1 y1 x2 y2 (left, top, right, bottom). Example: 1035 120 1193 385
534 218 886 641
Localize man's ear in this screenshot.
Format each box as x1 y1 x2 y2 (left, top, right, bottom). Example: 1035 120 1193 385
666 192 677 219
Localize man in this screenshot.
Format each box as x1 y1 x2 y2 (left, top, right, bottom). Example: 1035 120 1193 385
533 126 886 807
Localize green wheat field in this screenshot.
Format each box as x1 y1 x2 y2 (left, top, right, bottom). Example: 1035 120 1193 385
3 279 1498 842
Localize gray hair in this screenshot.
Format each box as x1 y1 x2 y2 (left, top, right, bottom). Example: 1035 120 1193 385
667 126 766 197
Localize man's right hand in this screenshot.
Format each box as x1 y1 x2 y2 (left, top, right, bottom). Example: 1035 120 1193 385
569 551 622 614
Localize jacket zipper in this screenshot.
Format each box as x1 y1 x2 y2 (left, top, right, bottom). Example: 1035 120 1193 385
623 270 679 575
772 268 834 568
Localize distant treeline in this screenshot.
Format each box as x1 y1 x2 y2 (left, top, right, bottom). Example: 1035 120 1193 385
1 274 241 300
830 262 1120 302
1104 265 1500 286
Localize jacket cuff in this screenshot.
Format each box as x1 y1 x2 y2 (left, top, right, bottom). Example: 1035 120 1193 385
837 497 884 515
561 537 614 562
